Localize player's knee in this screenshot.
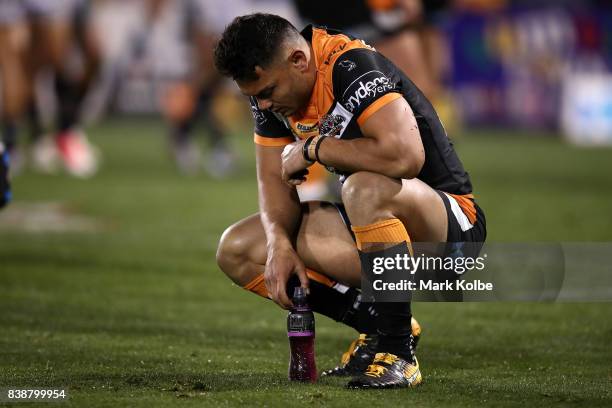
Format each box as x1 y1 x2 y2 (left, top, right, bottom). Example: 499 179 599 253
216 221 252 283
342 171 393 214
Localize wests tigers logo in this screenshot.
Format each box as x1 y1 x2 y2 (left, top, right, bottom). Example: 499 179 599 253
319 114 345 137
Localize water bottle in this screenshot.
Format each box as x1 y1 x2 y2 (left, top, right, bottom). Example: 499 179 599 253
287 287 317 382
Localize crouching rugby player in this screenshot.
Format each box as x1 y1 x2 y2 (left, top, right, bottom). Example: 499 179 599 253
214 13 486 389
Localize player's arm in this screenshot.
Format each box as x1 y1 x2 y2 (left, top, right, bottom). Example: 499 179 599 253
256 144 301 250
256 144 310 308
250 96 311 307
317 97 424 179
281 49 425 181
321 48 425 179
323 46 425 179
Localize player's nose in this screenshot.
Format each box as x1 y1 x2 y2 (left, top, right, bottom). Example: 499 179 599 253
256 98 273 111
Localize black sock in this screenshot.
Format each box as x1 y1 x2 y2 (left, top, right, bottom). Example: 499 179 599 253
286 276 377 334
2 122 18 151
55 74 85 132
340 294 379 335
27 102 43 143
358 245 415 363
170 119 194 146
198 88 227 149
373 301 414 363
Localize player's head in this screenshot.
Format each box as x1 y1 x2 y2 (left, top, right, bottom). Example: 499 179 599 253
214 13 314 116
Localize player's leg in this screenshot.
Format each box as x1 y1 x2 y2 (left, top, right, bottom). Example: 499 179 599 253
217 198 424 378
198 83 236 179
192 27 236 179
341 171 447 242
216 201 375 332
29 1 99 177
340 171 447 388
162 81 202 175
0 2 23 193
0 15 30 162
0 140 11 208
217 201 363 286
51 1 100 134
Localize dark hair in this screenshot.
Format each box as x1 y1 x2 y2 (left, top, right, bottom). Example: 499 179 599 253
214 13 299 82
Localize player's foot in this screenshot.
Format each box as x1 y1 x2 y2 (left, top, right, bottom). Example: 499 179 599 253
31 135 60 174
204 144 236 179
172 139 202 176
347 353 422 389
1 142 11 208
321 333 377 377
411 316 421 350
56 129 100 178
6 146 25 176
321 317 421 377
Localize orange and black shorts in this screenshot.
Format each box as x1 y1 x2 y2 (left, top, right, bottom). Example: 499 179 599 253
332 192 486 245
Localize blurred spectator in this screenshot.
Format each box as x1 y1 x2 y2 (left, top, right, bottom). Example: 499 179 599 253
29 0 102 177
0 0 31 172
0 0 101 178
139 0 240 176
4 0 607 173
98 0 301 177
450 0 612 141
294 1 443 102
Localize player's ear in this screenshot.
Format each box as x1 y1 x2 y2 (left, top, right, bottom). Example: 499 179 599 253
289 49 308 72
253 65 265 78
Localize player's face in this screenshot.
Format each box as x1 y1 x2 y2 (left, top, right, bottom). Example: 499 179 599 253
238 51 313 117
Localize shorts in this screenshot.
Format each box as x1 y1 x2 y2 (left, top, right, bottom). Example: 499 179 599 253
333 191 487 246
435 191 486 244
0 0 80 25
333 191 486 299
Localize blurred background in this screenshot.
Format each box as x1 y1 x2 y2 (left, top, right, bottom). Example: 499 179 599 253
0 0 611 405
1 0 611 182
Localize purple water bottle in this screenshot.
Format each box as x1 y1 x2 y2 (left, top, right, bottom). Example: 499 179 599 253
287 287 317 382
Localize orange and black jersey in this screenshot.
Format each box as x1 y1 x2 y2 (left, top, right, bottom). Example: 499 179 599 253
250 25 474 218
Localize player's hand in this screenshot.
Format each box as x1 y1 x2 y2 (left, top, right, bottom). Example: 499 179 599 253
264 244 309 309
281 141 311 186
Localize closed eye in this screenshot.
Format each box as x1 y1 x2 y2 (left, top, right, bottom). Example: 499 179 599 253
256 86 275 100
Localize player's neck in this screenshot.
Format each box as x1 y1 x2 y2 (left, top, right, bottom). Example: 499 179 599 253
291 43 318 118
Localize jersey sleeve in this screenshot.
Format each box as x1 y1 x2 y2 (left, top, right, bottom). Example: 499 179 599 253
332 48 402 126
249 97 295 147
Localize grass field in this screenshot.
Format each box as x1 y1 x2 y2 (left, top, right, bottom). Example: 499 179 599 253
1 118 611 407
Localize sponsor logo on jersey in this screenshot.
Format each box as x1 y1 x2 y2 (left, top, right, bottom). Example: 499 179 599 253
343 71 395 113
296 122 318 132
338 59 357 71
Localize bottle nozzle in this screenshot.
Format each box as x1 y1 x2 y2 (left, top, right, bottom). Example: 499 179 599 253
292 286 307 307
